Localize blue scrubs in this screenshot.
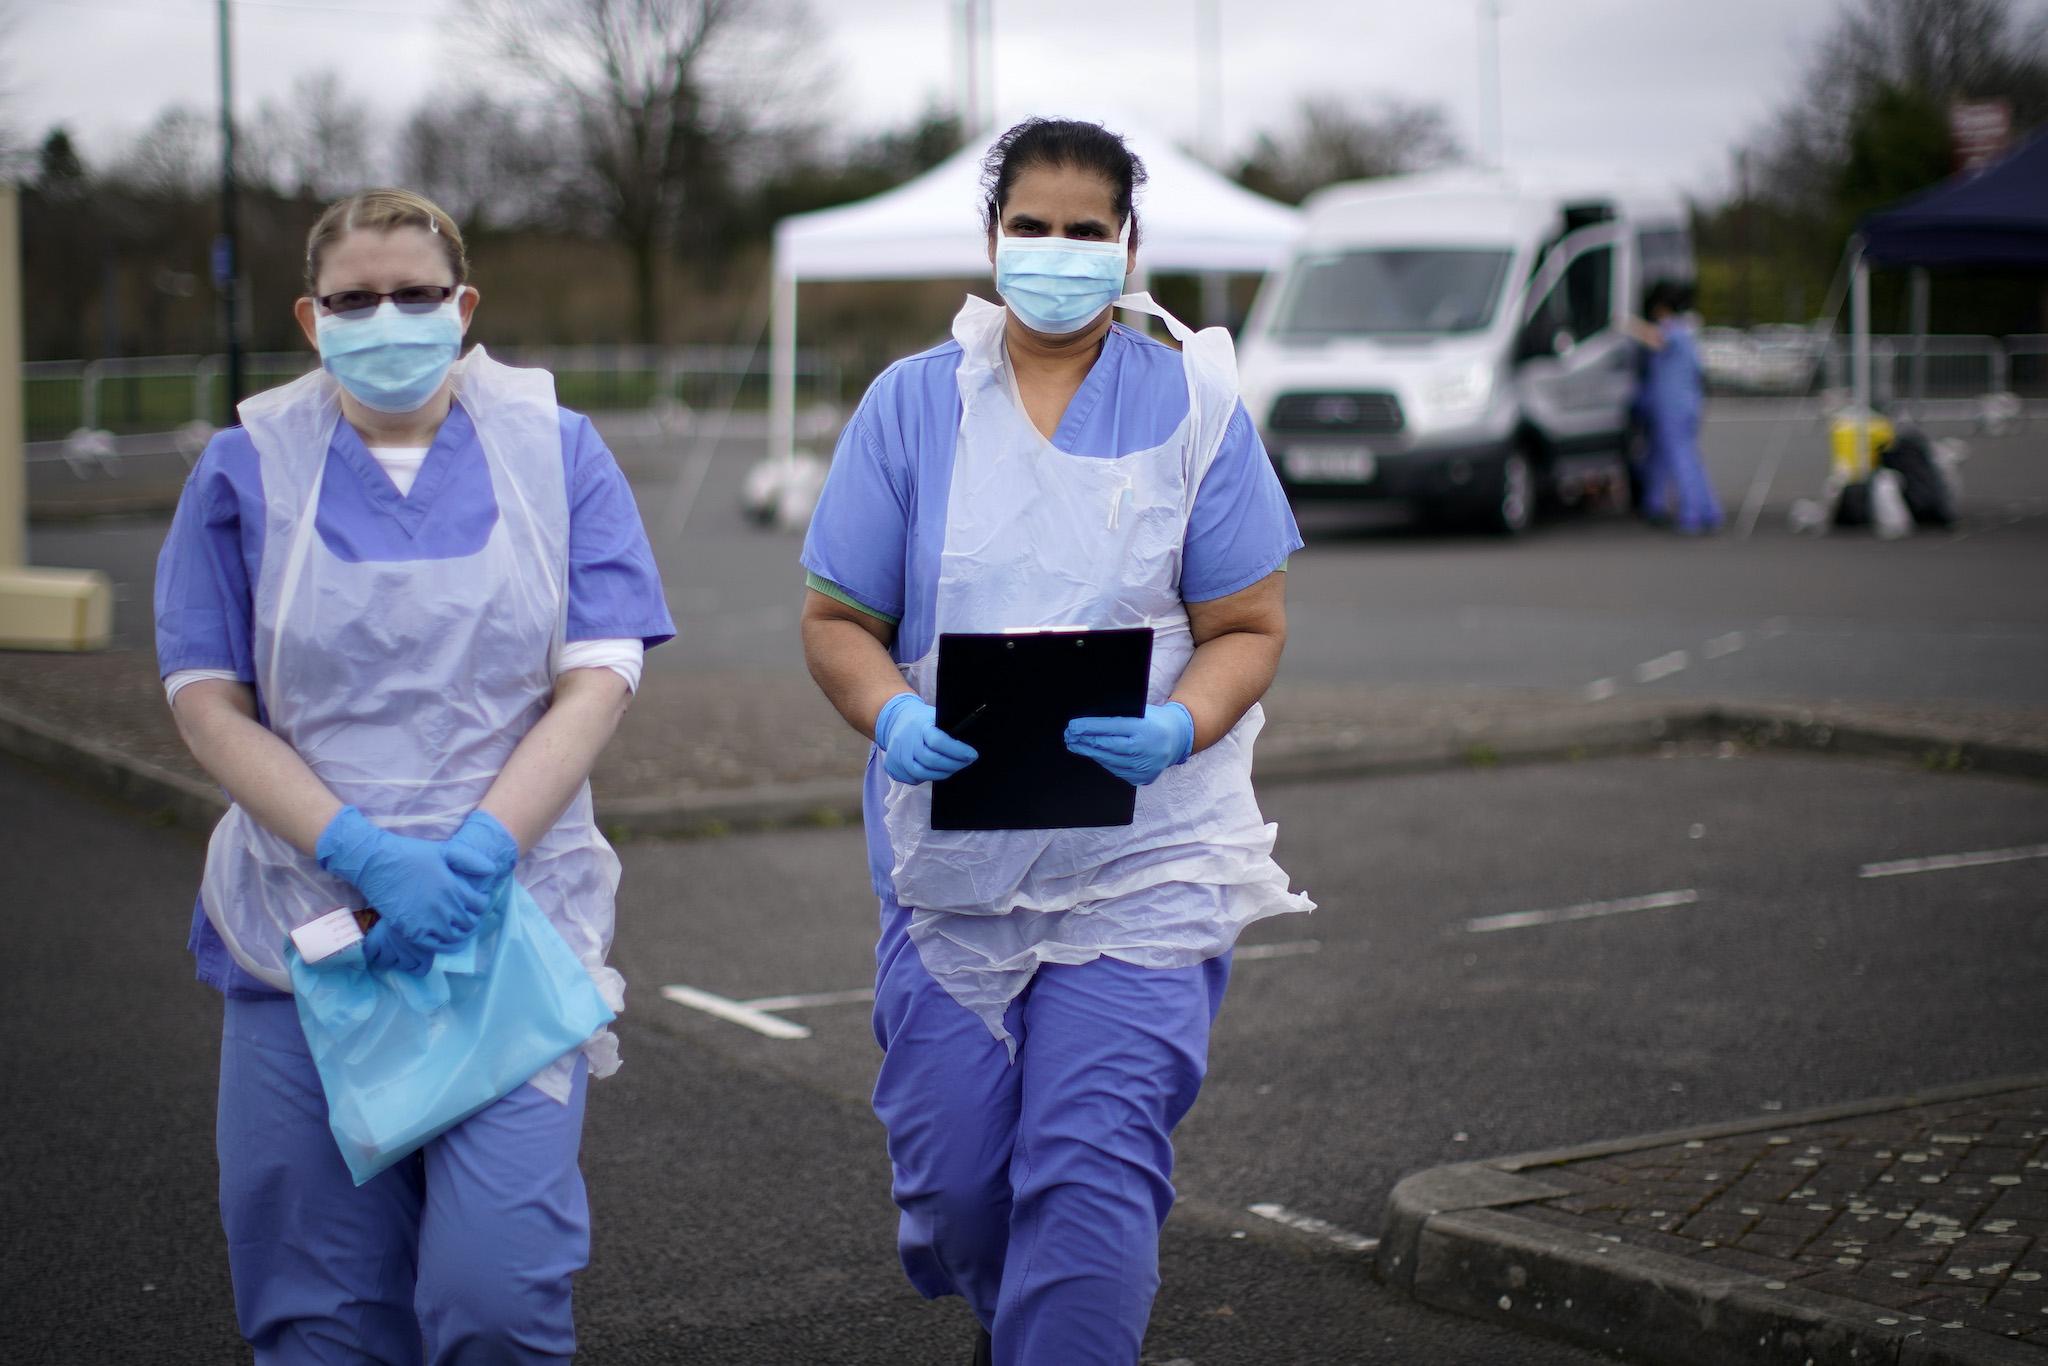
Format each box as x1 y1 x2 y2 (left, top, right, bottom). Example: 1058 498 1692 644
157 402 673 1360
801 322 1303 902
220 999 590 1365
803 322 1300 1362
1637 321 1722 533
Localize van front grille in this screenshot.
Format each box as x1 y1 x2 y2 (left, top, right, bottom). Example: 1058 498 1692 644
1267 391 1405 436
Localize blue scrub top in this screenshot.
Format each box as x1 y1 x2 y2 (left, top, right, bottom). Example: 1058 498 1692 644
156 400 676 997
800 321 1303 898
1641 319 1704 421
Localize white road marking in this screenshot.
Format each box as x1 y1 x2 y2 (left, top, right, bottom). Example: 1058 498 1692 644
1635 650 1691 684
741 987 877 1012
1466 889 1701 934
660 984 813 1040
1859 844 2048 880
1246 1202 1378 1253
1702 631 1746 659
667 939 1326 1039
1234 939 1322 962
1734 412 1803 539
1582 677 1619 703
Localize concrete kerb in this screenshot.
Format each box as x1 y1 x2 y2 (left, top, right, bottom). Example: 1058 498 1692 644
1 694 2044 841
0 695 225 829
1379 1074 2048 1366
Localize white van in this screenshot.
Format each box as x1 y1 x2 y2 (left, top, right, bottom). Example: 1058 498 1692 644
1236 168 1695 533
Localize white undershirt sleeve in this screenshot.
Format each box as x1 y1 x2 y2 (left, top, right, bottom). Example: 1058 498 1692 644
557 638 644 693
164 667 244 706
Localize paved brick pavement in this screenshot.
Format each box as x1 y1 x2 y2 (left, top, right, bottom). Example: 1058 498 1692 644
1384 1078 2048 1365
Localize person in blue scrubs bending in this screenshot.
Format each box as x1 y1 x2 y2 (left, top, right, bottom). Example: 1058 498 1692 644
800 119 1315 1366
156 188 673 1363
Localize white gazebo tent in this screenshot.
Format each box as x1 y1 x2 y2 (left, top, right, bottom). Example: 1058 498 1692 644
766 117 1303 461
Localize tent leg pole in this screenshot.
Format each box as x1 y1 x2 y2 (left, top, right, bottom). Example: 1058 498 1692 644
1851 248 1871 474
1907 266 1929 416
1200 270 1229 329
769 271 797 463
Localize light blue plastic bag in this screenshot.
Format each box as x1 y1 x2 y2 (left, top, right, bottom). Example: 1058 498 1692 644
287 879 615 1186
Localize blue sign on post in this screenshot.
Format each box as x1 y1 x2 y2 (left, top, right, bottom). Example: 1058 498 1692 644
211 235 234 287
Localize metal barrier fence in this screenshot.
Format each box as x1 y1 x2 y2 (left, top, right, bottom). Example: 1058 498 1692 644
22 345 842 448
1702 330 2046 423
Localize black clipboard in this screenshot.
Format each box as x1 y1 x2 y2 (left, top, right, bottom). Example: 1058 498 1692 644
931 627 1154 831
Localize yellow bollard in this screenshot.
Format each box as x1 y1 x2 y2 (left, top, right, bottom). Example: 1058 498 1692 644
0 185 113 651
1829 411 1894 481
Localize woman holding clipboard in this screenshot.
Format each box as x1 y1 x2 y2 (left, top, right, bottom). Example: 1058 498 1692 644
800 118 1313 1366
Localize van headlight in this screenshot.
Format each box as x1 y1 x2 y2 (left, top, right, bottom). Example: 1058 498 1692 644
1421 364 1495 423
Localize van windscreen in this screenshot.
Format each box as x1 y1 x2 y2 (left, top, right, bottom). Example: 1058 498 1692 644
1271 249 1512 340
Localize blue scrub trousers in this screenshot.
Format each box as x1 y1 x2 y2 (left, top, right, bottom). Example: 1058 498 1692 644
1641 405 1722 533
870 897 1230 1366
217 996 590 1365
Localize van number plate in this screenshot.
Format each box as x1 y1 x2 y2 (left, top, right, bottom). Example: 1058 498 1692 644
1284 446 1376 483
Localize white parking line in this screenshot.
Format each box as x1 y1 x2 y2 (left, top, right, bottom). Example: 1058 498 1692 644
1582 677 1619 703
1234 939 1322 962
665 940 1327 1039
659 984 814 1040
1465 889 1701 934
1859 843 2048 879
741 987 877 1012
1246 1202 1378 1253
1634 650 1691 684
1702 631 1746 659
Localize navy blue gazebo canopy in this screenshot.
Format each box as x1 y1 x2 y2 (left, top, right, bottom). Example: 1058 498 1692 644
1860 128 2048 269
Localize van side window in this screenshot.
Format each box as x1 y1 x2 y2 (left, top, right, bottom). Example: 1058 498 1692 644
1562 245 1614 342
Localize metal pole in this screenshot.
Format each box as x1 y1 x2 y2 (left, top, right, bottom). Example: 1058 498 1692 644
0 188 24 571
1478 0 1503 168
768 269 797 462
1195 0 1222 168
216 0 243 425
1907 267 1930 413
1851 248 1871 474
960 0 979 136
980 0 995 135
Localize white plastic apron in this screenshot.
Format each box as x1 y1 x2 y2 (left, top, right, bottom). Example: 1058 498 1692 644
882 295 1314 1043
198 348 626 1094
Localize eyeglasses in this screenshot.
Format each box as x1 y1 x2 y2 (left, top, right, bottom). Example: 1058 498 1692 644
314 285 461 319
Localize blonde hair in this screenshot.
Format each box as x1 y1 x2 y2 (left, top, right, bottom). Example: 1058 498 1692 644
304 188 468 293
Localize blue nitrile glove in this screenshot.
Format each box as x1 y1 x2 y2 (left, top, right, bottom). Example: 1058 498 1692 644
361 918 434 975
874 693 979 785
1064 702 1196 787
315 806 489 955
444 809 519 903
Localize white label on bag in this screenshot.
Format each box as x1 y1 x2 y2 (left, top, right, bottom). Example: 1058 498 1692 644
290 907 365 964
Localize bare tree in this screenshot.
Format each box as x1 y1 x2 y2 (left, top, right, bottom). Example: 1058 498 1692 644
1748 0 2048 208
399 94 577 233
245 71 374 201
114 106 216 200
1237 95 1463 205
463 0 821 342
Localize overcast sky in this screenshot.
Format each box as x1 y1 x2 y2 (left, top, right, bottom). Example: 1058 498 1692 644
13 0 2048 199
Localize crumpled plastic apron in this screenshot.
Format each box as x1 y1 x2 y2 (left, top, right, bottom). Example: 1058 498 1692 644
882 294 1314 1045
198 347 626 1098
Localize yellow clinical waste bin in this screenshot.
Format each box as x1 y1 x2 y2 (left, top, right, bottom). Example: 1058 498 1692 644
1830 412 1894 480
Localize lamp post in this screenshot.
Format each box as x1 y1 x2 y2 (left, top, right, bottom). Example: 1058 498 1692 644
1477 0 1504 168
216 0 244 424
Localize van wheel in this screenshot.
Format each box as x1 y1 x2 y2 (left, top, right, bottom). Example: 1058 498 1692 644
1482 451 1535 535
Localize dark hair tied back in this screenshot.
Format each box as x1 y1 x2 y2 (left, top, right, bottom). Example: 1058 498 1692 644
982 118 1147 250
1644 278 1695 317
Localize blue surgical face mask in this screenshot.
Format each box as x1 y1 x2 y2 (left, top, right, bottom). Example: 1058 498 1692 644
993 218 1130 336
315 296 466 414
